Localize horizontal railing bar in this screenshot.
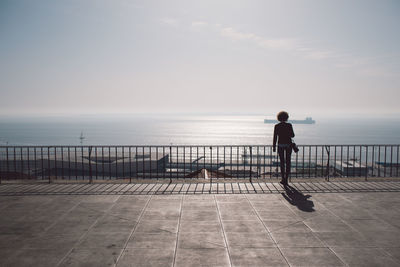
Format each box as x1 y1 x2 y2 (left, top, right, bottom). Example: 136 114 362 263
1 144 400 148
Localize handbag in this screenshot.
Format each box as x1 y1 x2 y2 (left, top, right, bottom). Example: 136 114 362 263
291 141 299 153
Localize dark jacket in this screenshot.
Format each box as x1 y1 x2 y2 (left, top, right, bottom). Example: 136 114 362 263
273 122 295 148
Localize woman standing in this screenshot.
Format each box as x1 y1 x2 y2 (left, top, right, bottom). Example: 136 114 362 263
273 111 295 186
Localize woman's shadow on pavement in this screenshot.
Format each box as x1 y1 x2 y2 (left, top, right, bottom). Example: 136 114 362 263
282 185 315 212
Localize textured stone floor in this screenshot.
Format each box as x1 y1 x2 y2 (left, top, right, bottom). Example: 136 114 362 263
0 182 400 266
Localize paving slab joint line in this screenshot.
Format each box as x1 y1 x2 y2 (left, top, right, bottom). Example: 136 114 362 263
214 194 233 267
55 194 124 267
43 197 89 234
283 198 348 267
244 194 290 266
326 246 348 266
172 195 183 267
114 195 153 266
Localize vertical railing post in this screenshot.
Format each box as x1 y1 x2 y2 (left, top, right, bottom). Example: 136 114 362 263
263 146 266 180
20 147 24 180
53 147 57 181
61 147 64 180
196 146 199 179
215 146 219 180
249 146 252 183
156 146 159 180
129 146 132 183
397 145 399 177
6 147 9 181
74 147 78 180
210 146 212 193
163 146 166 181
302 146 305 179
95 146 98 181
390 145 393 177
333 146 337 178
243 146 246 179
378 145 381 177
116 146 119 179
325 146 330 181
122 146 125 181
346 146 349 177
108 146 111 180
190 146 192 178
353 145 356 177
229 147 233 178
13 147 17 179
257 146 260 179
149 146 152 180
340 146 343 178
372 146 375 178
0 148 2 184
295 146 298 180
48 146 51 183
82 146 85 181
68 147 71 180
365 145 368 181
321 146 324 179
102 146 105 180
224 146 226 179
89 146 93 184
270 145 273 179
169 146 172 184
183 146 185 179
384 146 387 177
135 146 138 181
315 146 318 178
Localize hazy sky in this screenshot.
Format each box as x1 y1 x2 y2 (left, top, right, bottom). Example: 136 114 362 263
1 0 399 116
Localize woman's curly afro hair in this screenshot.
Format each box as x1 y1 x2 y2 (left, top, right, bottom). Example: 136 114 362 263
277 111 289 122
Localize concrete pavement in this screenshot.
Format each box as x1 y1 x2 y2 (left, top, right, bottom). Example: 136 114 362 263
0 182 399 266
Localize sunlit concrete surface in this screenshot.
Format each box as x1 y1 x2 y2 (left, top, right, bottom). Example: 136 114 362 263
0 182 399 266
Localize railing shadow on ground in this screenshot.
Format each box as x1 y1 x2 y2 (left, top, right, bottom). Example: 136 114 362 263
0 181 400 196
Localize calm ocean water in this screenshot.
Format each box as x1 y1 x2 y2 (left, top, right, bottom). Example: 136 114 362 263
0 114 399 146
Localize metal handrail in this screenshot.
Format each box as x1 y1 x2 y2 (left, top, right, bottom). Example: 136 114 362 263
0 145 399 183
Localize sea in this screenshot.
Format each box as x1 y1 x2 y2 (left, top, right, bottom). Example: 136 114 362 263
0 114 400 146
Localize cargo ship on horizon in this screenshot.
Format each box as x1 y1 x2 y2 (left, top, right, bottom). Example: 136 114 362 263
264 117 316 124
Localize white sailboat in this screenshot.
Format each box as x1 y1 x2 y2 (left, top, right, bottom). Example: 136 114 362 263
79 131 85 145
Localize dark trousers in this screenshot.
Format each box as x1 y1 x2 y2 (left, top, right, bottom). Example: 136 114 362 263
278 146 292 182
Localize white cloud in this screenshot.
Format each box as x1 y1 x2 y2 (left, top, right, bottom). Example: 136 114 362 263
335 58 367 68
257 39 296 50
305 50 336 60
334 56 400 77
218 26 346 61
220 27 296 50
160 17 179 26
220 27 256 40
357 66 400 78
192 21 207 27
171 20 397 79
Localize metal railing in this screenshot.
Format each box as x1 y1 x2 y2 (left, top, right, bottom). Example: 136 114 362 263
0 145 399 183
